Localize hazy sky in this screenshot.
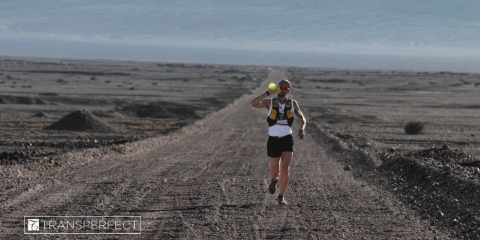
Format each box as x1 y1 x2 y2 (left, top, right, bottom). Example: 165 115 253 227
1 1 480 71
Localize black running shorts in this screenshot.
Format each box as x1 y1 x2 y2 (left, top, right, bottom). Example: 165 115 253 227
267 134 295 158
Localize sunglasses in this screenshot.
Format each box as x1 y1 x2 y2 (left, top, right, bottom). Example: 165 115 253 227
279 85 290 92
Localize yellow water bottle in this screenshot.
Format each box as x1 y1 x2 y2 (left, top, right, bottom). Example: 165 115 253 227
269 83 281 94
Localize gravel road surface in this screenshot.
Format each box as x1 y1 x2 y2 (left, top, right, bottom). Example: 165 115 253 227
0 70 449 239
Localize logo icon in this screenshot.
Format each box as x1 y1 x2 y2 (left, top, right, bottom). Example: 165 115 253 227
27 219 39 231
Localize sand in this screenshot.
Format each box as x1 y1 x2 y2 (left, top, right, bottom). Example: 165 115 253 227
1 56 480 239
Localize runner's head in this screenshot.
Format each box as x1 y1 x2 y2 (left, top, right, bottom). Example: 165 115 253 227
278 79 291 97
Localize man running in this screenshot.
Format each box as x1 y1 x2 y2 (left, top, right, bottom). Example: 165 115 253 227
250 79 306 205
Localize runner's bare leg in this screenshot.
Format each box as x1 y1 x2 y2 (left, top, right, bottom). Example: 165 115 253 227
279 151 293 195
269 157 280 180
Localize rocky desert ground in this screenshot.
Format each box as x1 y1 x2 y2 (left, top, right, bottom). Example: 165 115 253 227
0 57 266 166
1 56 480 239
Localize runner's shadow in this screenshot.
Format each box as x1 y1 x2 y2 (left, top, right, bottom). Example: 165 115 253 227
220 203 255 209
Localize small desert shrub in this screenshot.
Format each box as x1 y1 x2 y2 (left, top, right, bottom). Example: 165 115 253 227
90 76 97 80
404 121 424 135
6 75 12 80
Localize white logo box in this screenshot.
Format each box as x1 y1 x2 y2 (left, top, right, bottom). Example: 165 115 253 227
24 216 141 235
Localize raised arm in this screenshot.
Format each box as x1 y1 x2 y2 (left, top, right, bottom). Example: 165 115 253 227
251 89 276 109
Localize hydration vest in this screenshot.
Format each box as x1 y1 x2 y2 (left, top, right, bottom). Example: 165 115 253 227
267 98 294 127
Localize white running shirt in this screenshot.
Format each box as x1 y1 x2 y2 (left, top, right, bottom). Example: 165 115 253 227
267 98 294 137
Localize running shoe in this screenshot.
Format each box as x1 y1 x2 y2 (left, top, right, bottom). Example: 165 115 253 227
278 195 287 205
268 179 278 195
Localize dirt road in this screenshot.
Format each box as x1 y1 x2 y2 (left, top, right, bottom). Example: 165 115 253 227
1 70 449 239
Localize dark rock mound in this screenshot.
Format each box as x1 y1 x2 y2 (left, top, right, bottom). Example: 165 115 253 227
310 78 347 83
38 93 59 96
201 97 227 107
18 96 49 105
0 95 49 105
92 111 119 118
406 145 480 167
31 112 53 118
45 110 116 132
121 102 199 119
